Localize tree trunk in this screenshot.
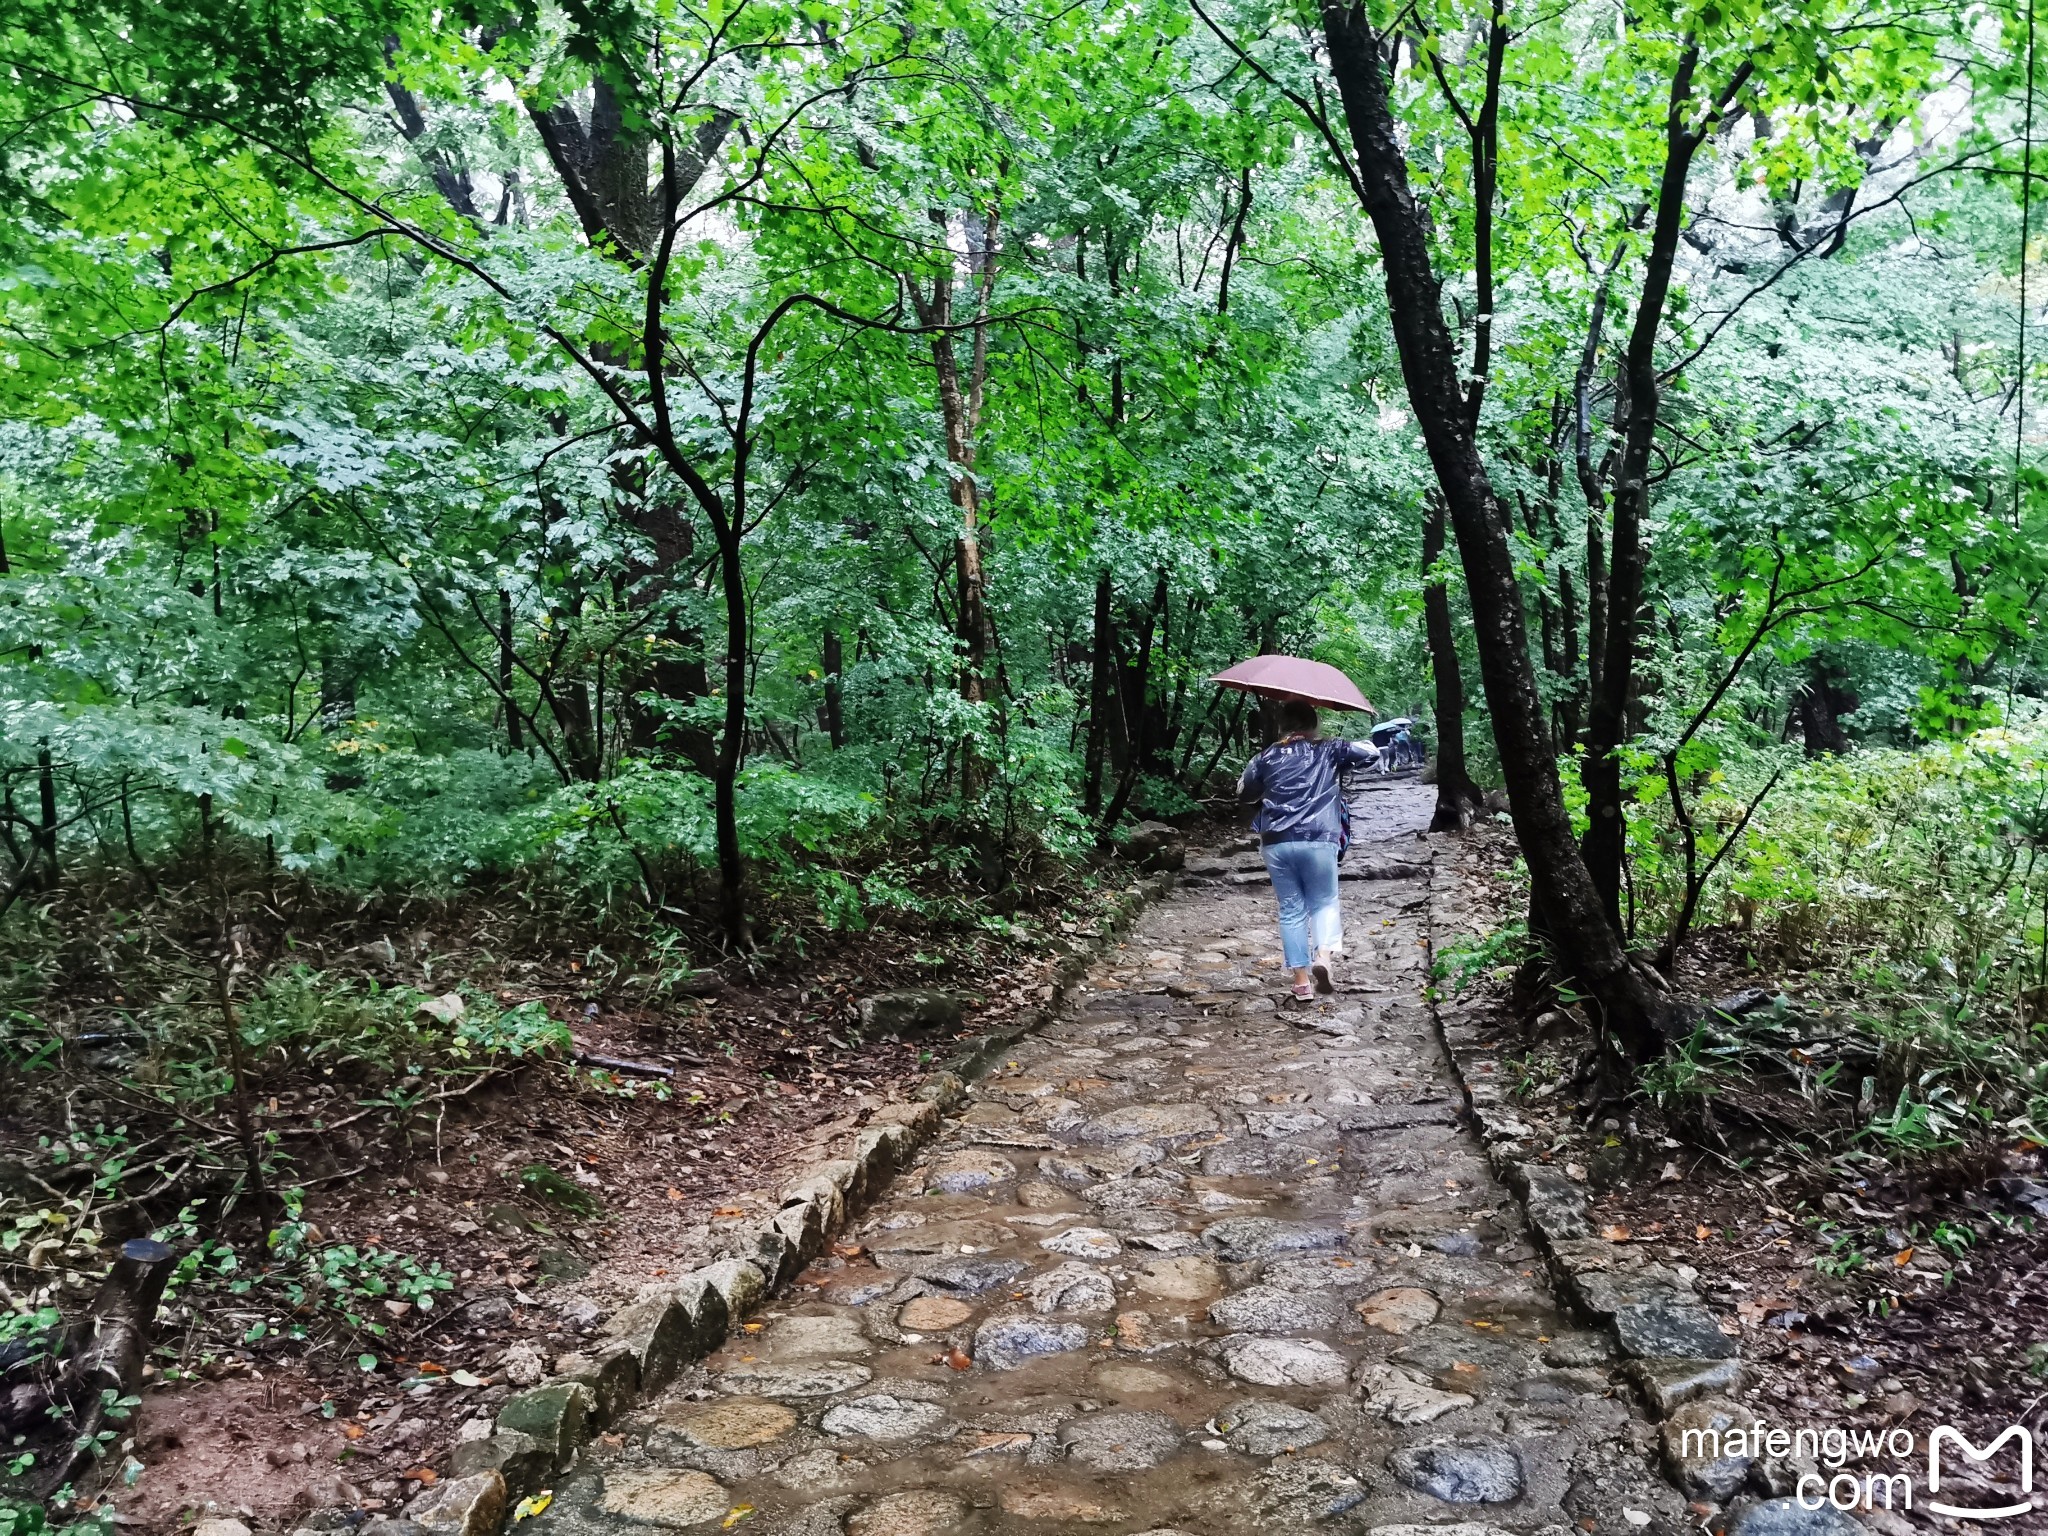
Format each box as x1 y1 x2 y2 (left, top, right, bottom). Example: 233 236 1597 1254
1793 660 1855 755
1579 44 1744 936
1083 571 1115 818
34 741 57 891
1097 572 1165 842
822 628 845 749
1421 495 1480 830
913 208 1001 715
712 523 749 946
1320 1 1669 1059
498 589 523 752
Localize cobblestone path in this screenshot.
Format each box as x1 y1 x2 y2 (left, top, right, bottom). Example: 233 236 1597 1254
531 783 1678 1536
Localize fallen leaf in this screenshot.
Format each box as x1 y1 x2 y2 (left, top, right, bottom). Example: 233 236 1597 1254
1894 1247 1915 1267
712 1205 748 1219
667 1188 685 1202
512 1493 552 1523
341 1425 365 1440
969 1432 1033 1457
721 1506 754 1529
944 1347 971 1371
401 1469 437 1486
450 1370 485 1388
1695 1223 1712 1241
1600 1225 1632 1242
742 1322 765 1334
831 1243 864 1259
417 1362 445 1375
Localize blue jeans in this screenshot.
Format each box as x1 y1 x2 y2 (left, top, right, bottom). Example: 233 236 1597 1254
1262 839 1342 969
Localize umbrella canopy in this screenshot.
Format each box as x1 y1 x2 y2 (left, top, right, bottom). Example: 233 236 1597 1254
1210 655 1374 714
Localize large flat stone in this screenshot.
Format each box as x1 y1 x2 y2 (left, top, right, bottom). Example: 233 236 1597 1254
1076 1103 1220 1147
711 1361 872 1399
1217 1400 1330 1456
923 1151 1017 1195
847 1490 967 1536
1356 1286 1440 1334
897 1296 975 1332
1026 1263 1117 1314
1386 1438 1524 1503
1613 1298 1739 1360
1253 1459 1368 1522
820 1395 949 1441
1206 1285 1342 1334
1132 1256 1222 1301
662 1398 798 1450
1357 1363 1476 1425
1662 1397 1763 1500
973 1314 1090 1369
599 1469 731 1528
1040 1226 1122 1259
1200 1217 1344 1262
1728 1498 1868 1536
766 1313 871 1358
1217 1335 1350 1387
918 1256 1028 1294
1057 1410 1184 1470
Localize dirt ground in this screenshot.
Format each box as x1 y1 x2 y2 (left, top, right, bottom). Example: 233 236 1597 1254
0 864 1141 1532
1444 824 2048 1531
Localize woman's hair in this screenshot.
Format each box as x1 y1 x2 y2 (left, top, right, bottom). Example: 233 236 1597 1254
1277 698 1319 736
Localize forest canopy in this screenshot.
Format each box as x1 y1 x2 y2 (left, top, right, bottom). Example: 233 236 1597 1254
0 0 2040 978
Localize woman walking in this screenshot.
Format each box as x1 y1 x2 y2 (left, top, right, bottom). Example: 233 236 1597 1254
1238 699 1381 999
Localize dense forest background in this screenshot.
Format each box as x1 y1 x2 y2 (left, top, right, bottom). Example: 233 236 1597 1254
0 0 2040 954
4 0 2048 1519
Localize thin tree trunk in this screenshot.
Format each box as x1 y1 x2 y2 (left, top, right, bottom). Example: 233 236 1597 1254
1083 571 1115 818
822 628 845 749
1580 44 1752 935
214 953 274 1241
121 773 156 895
1217 168 1252 313
1421 495 1479 830
1097 572 1165 842
1319 0 1669 1059
34 742 57 891
913 207 1002 720
499 589 523 751
713 522 749 945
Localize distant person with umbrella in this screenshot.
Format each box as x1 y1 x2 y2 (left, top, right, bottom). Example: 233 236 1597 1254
1212 657 1380 1000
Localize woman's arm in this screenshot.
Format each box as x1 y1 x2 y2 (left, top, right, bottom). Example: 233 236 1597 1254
1237 750 1265 800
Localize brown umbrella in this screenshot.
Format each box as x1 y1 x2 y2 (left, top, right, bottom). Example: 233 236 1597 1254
1210 655 1374 713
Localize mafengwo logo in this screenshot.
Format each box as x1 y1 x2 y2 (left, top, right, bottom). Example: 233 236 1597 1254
1925 1424 2035 1522
1698 1418 2040 1518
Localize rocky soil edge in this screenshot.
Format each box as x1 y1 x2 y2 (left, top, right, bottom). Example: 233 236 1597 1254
1426 848 1838 1536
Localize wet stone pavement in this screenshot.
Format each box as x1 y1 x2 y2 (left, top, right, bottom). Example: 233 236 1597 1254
531 783 1683 1536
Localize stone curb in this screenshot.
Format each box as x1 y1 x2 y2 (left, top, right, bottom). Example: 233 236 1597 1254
1422 851 1770 1526
376 871 1177 1536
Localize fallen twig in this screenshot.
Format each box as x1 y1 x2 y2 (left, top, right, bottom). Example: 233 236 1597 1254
572 1051 678 1079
